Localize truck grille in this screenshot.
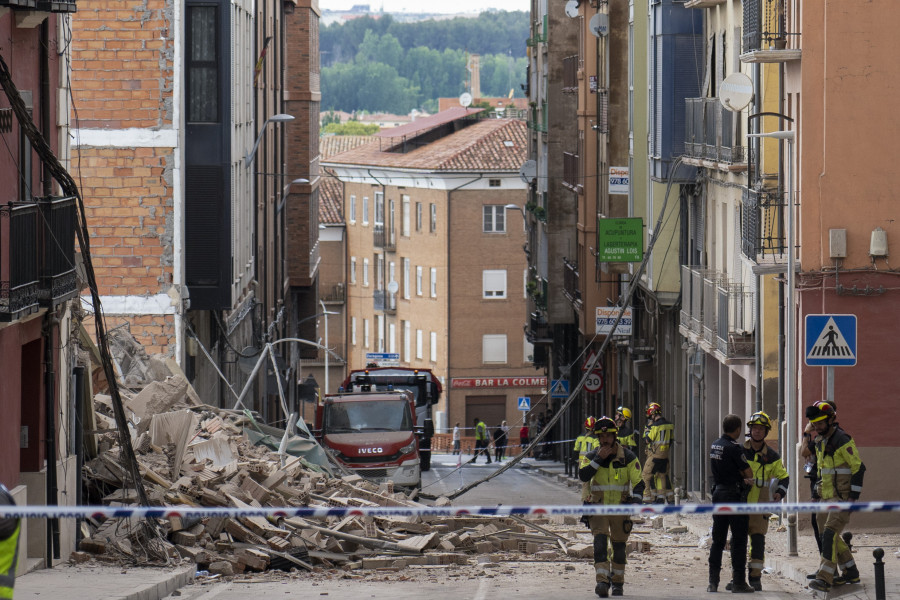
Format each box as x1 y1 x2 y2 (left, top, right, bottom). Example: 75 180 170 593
356 468 389 479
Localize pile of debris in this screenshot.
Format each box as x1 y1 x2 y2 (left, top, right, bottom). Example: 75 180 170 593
78 328 580 576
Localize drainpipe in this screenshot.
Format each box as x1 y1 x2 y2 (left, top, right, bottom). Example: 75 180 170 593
366 170 388 350
40 19 52 195
73 365 85 545
43 312 60 562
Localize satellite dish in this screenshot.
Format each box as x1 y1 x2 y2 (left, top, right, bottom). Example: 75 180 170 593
387 280 399 295
459 92 473 108
565 0 580 18
589 13 608 37
719 72 754 112
519 160 537 184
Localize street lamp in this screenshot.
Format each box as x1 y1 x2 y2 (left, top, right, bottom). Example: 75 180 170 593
748 129 796 554
504 203 528 232
244 113 295 167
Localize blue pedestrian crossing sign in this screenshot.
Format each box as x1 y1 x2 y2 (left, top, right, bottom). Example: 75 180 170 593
517 396 531 411
805 314 857 367
549 380 569 398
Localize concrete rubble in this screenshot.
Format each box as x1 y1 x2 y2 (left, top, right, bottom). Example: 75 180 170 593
80 328 653 580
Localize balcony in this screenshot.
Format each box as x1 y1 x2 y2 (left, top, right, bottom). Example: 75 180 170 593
680 266 755 362
320 282 345 304
562 152 581 192
299 342 346 366
562 258 581 307
683 98 749 171
373 289 396 314
685 0 726 7
562 55 579 92
742 187 788 260
740 0 801 63
38 196 78 307
526 311 552 345
1 202 41 321
373 224 395 251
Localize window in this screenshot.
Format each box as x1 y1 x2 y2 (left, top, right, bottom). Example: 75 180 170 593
483 269 507 298
524 335 534 363
377 315 384 351
402 258 410 299
403 321 411 362
376 255 384 290
430 331 437 362
187 5 219 123
349 195 357 224
351 317 357 345
430 267 437 298
429 203 437 232
524 269 528 298
389 323 396 354
402 196 410 236
389 261 396 297
363 258 369 287
416 266 423 296
489 179 501 187
374 191 384 226
364 318 370 349
362 196 369 225
350 257 357 284
416 202 422 231
483 205 506 233
416 329 423 359
483 334 508 364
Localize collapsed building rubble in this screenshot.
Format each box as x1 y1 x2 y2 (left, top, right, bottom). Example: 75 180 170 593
79 327 653 577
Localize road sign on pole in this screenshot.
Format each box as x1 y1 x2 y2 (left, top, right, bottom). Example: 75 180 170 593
804 314 857 367
583 370 603 393
517 397 531 411
549 380 570 398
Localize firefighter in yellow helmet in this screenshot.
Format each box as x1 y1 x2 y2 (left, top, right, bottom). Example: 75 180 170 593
807 400 865 593
725 412 789 592
0 483 21 600
579 417 644 598
641 403 674 503
575 417 600 502
614 407 636 452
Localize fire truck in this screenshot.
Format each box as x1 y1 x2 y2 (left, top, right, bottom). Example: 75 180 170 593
315 367 441 488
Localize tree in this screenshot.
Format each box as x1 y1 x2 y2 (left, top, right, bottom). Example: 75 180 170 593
323 121 380 135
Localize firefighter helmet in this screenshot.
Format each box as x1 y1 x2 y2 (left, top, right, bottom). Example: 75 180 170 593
748 411 772 432
593 417 618 434
806 400 836 424
616 406 632 420
584 416 597 430
646 403 662 418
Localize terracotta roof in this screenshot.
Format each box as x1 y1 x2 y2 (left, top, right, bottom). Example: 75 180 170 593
319 135 373 225
322 119 527 172
319 135 373 160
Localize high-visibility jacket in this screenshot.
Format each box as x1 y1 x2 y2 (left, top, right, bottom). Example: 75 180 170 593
578 435 599 468
815 425 865 501
643 417 674 458
475 421 487 442
617 424 637 452
0 484 19 600
579 444 644 504
742 440 789 503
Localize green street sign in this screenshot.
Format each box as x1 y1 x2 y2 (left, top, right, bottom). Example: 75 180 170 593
596 217 643 262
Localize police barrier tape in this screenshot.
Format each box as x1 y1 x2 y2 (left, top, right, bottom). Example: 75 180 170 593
1 502 898 520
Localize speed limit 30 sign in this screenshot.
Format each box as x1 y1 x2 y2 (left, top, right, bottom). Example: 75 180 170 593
584 369 603 393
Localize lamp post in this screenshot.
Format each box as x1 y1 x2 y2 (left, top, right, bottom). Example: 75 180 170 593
748 129 796 554
244 113 295 167
504 203 528 232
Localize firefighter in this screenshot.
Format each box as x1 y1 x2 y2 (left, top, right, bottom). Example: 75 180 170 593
575 417 599 502
726 411 788 592
807 400 865 593
471 417 492 464
614 407 637 452
579 417 644 598
0 482 21 600
641 403 674 503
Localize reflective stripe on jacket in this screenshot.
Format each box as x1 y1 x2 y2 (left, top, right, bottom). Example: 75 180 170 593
475 422 487 441
742 440 790 503
644 418 674 457
578 436 599 468
815 425 865 501
579 444 644 504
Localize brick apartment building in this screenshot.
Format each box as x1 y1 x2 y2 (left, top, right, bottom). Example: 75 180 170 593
322 110 541 432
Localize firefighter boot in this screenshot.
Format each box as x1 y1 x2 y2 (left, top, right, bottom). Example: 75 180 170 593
748 577 762 592
610 583 624 596
834 565 860 586
595 582 610 598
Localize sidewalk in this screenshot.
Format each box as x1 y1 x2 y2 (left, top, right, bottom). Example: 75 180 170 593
16 562 194 600
526 458 900 600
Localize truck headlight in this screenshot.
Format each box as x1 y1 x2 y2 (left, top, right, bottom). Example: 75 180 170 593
399 441 416 455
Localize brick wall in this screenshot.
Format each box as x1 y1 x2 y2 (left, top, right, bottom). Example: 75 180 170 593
83 314 176 356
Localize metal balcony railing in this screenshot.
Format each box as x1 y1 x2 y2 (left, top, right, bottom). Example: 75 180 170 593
38 195 78 307
684 98 747 165
562 258 581 305
562 55 579 92
716 282 755 360
373 224 395 250
527 311 552 344
321 282 345 303
562 152 580 191
373 289 396 314
681 265 756 360
743 0 800 54
1 202 40 321
701 272 720 347
299 342 346 364
742 187 788 258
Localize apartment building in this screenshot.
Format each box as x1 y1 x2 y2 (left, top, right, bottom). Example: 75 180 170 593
322 110 535 430
1 0 80 568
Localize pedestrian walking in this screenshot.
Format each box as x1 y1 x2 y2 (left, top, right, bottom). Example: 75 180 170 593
470 417 492 464
807 400 865 593
707 414 754 593
493 422 507 462
0 482 21 599
519 422 530 455
578 417 643 598
452 422 461 455
641 402 674 503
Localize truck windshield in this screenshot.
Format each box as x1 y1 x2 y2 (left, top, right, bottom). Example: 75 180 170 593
324 400 413 434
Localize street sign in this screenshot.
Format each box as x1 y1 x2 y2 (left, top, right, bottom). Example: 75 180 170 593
366 352 400 362
549 379 570 398
596 217 643 262
517 396 531 411
596 307 633 336
805 314 857 367
583 369 604 393
582 350 598 371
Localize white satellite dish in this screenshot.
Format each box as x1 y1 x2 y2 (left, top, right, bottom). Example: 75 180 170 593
719 72 753 112
387 280 399 295
589 13 608 38
459 92 473 108
519 160 537 184
565 0 580 18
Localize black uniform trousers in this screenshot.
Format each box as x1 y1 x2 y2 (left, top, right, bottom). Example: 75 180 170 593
708 488 749 585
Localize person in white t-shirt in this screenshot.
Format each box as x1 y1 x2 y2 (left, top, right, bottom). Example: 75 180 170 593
452 423 461 455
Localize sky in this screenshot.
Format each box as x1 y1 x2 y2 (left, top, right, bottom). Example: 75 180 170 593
320 0 529 15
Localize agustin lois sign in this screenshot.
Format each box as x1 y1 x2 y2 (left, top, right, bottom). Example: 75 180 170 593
596 217 643 262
